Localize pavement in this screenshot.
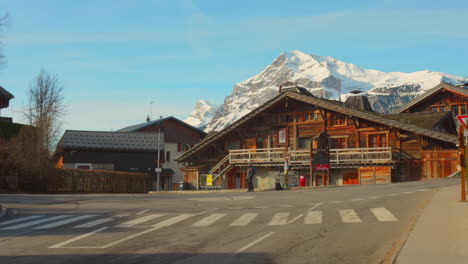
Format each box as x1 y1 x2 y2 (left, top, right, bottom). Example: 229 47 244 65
395 184 468 264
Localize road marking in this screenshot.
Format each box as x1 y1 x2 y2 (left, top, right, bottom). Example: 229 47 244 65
73 218 115 228
0 215 44 226
268 213 289 225
49 227 109 249
236 232 275 253
339 209 362 223
227 207 244 210
371 208 398 222
403 191 414 194
34 215 96 229
153 214 195 227
230 213 258 226
287 214 303 224
279 205 294 208
351 198 364 201
192 214 226 226
329 201 344 203
368 196 382 199
389 194 399 196
116 214 166 228
136 209 150 215
254 206 268 209
416 189 429 192
308 202 324 211
113 214 129 218
1 215 70 230
304 211 322 224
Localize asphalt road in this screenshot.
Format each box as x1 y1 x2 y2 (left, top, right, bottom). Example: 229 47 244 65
0 178 458 264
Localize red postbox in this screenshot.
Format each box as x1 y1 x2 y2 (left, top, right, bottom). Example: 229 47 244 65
299 175 306 187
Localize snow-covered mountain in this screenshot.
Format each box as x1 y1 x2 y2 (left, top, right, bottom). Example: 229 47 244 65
184 100 218 130
189 50 465 132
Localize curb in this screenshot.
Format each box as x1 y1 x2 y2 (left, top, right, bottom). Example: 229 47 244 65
382 187 441 264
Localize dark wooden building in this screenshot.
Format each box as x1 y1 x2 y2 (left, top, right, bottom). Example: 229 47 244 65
177 83 458 190
0 85 14 123
56 130 175 190
118 116 207 189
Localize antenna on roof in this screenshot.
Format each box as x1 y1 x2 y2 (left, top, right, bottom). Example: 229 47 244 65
149 100 155 120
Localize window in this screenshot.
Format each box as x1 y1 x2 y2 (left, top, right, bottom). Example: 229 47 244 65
330 114 346 126
330 137 347 149
166 151 170 162
368 134 387 148
452 104 467 116
299 137 312 149
431 107 438 112
312 112 320 121
256 137 264 149
75 163 92 170
182 144 191 151
226 140 240 150
278 128 287 144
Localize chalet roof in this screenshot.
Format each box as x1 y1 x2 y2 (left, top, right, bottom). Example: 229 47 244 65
385 111 454 132
0 85 14 108
344 95 374 112
117 116 207 135
176 90 458 162
393 82 468 114
57 130 164 152
280 82 314 96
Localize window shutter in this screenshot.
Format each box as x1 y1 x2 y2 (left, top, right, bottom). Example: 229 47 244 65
177 143 181 152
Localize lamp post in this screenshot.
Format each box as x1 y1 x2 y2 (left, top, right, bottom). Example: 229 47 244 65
156 128 161 192
457 115 468 201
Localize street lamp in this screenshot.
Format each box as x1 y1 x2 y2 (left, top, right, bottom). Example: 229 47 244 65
156 127 162 192
457 115 468 201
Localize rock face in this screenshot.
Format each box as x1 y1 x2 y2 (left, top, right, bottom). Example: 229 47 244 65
188 50 465 132
184 100 218 130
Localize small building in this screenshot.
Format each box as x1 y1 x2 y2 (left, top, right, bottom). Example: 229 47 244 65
55 130 174 190
177 83 458 190
118 116 207 189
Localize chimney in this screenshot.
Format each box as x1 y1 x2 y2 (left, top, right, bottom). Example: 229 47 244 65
146 115 150 123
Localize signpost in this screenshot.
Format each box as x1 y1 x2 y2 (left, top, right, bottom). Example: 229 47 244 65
206 174 213 186
457 115 468 201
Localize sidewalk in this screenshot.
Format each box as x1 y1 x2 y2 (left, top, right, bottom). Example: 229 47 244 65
396 184 468 264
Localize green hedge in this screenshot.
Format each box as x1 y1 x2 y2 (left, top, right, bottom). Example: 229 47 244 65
0 121 25 139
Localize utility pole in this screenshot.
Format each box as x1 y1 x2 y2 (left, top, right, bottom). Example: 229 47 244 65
156 128 161 192
459 125 467 201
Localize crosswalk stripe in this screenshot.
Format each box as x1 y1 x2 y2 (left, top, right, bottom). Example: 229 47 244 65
0 215 45 226
73 218 115 228
268 213 289 225
339 209 362 223
34 215 97 229
1 215 70 230
153 214 195 227
192 214 226 226
370 208 398 222
116 214 166 228
304 211 322 224
230 213 258 226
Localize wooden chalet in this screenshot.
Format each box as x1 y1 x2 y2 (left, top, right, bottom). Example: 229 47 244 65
394 82 468 121
177 83 459 190
0 85 14 123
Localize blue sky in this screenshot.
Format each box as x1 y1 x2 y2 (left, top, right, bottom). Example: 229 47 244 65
1 0 467 131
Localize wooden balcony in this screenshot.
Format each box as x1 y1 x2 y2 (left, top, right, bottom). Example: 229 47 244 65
228 147 397 167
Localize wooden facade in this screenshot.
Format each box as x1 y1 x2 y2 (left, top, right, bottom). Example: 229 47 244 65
178 85 459 189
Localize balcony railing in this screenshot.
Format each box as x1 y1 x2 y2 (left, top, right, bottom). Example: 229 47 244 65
228 147 395 166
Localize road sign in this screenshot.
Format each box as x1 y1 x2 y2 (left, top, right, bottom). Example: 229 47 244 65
206 174 213 186
457 115 468 128
155 168 162 173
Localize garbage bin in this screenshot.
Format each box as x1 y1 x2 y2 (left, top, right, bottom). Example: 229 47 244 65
299 175 306 187
179 181 184 190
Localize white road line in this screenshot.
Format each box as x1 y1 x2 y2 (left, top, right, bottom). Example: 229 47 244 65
368 196 382 199
279 205 294 208
0 215 44 226
227 207 243 210
49 227 109 249
389 194 399 196
416 189 429 192
73 218 115 228
230 213 258 226
153 214 195 227
1 215 70 230
34 215 97 229
236 232 275 253
268 213 289 226
351 198 364 201
136 209 150 215
254 206 268 209
403 191 414 194
304 211 322 224
308 202 324 211
339 209 362 223
112 214 129 218
329 201 344 203
116 214 166 228
371 208 398 222
192 214 226 226
287 214 303 224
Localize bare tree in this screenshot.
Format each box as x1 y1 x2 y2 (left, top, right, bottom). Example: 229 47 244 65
0 12 10 66
23 69 66 160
